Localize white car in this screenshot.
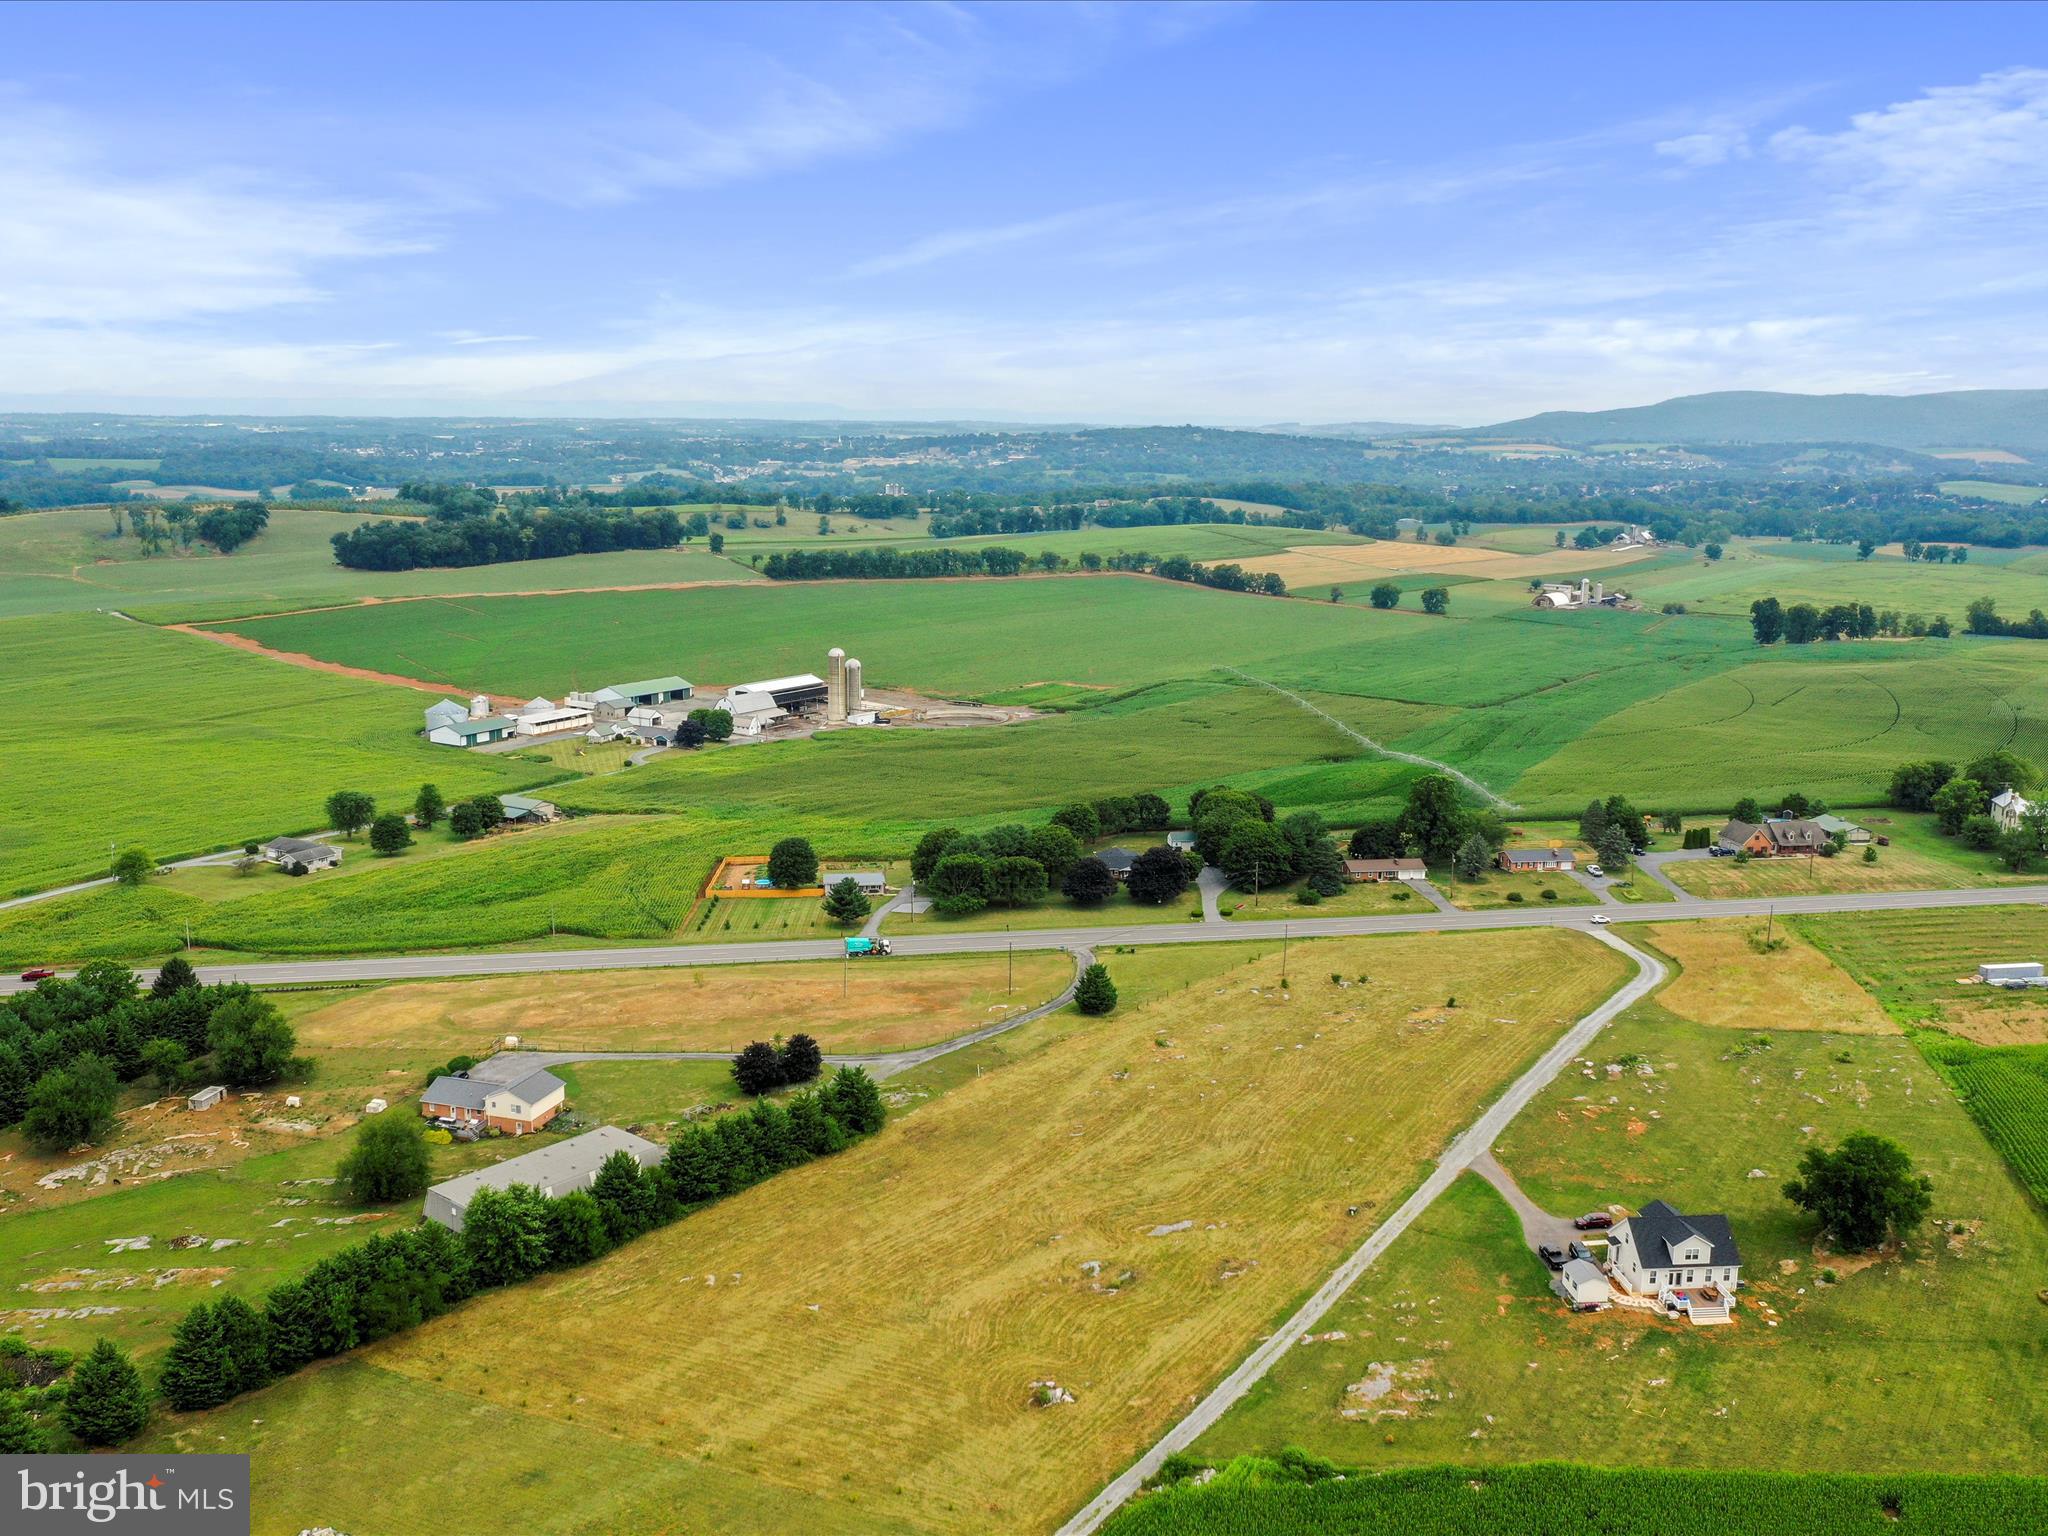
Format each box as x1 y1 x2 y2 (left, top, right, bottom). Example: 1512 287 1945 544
1586 864 1605 878
1589 913 1611 925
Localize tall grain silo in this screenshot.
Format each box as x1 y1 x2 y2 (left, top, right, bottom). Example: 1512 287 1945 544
827 647 847 722
845 658 864 717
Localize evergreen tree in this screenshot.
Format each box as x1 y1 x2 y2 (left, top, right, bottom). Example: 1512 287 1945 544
158 1302 234 1411
825 1066 887 1135
1596 827 1634 877
1578 799 1610 845
662 1127 725 1204
1299 837 1349 897
546 1190 612 1265
779 1033 824 1084
787 1089 848 1158
710 1115 767 1191
743 1098 801 1172
591 1151 657 1244
0 1389 48 1453
1075 963 1118 1016
213 1294 272 1397
151 954 199 998
63 1338 148 1445
262 1279 321 1375
822 877 871 925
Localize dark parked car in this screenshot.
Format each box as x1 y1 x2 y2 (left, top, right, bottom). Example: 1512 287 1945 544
1708 845 1733 856
18 968 55 982
1568 1240 1597 1264
1537 1244 1567 1271
1573 1212 1615 1231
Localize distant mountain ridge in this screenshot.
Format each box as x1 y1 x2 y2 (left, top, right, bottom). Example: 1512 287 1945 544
1471 390 2048 455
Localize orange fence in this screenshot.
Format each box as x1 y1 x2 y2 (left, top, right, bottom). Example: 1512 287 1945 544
703 855 826 900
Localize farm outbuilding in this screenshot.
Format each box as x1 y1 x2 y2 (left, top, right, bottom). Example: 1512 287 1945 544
1553 1258 1610 1310
428 715 515 748
726 673 829 716
596 676 694 708
424 1126 664 1232
188 1085 227 1111
1979 961 2045 985
513 700 594 736
498 794 561 824
423 698 469 732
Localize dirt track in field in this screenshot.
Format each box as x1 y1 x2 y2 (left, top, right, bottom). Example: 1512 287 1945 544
165 622 522 702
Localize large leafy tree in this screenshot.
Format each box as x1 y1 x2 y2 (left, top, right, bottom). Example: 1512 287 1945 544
1126 845 1193 905
462 1185 553 1287
1784 1133 1932 1251
1399 774 1469 865
207 996 298 1087
1061 857 1118 906
338 1114 431 1203
1219 820 1293 893
929 853 993 915
1347 819 1406 859
731 1041 785 1096
325 790 375 839
23 1052 119 1151
765 837 819 889
779 1033 824 1085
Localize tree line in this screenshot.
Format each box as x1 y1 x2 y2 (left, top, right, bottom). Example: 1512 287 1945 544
143 1066 886 1423
1964 598 2048 641
331 503 685 571
757 544 1287 596
0 960 301 1149
1891 753 2047 871
1749 596 1952 644
910 794 1178 916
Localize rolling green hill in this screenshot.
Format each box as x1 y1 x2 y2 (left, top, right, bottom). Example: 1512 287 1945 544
1474 389 2048 455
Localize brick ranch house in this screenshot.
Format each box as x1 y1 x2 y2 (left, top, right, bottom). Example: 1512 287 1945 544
1343 857 1428 883
1717 818 1830 857
419 1065 566 1135
1498 846 1575 873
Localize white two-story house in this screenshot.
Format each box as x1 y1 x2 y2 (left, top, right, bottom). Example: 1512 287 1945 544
1606 1199 1741 1318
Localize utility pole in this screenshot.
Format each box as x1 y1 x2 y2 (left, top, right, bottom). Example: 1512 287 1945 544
1765 903 1775 947
1253 859 1261 909
1281 923 1288 984
1008 940 1014 994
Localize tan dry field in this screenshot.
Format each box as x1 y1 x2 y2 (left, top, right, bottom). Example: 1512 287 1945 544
1256 538 1658 589
357 930 1630 1534
293 951 1076 1058
1645 919 1895 1035
1929 449 2031 464
1942 1000 2048 1047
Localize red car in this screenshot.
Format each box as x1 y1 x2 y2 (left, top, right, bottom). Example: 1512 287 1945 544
1573 1212 1615 1231
19 968 56 983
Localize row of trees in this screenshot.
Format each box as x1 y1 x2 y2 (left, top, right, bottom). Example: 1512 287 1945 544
147 1067 887 1424
757 544 1290 597
1964 597 2048 641
1749 596 1952 644
322 784 512 846
0 960 301 1146
331 505 685 570
905 796 1176 917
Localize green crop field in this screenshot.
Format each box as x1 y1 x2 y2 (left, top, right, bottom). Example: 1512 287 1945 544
1198 1001 2048 1480
1624 537 2048 618
0 504 755 623
0 614 550 895
1106 1458 2048 1536
1798 905 2048 1037
1939 480 2047 506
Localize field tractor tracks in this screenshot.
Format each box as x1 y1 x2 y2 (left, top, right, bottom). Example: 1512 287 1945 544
1220 666 1516 810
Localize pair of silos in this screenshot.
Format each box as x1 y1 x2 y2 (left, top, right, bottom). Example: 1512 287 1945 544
827 647 864 722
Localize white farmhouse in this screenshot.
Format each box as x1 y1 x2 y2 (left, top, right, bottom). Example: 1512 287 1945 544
1991 788 2034 831
1607 1199 1741 1322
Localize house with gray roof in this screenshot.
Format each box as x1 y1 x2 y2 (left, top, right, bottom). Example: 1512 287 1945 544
1607 1198 1741 1322
261 836 341 872
419 1065 566 1135
424 1125 663 1232
1498 846 1575 872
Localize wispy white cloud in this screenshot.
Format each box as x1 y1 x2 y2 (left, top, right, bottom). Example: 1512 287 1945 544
1655 127 1752 167
440 331 540 346
0 100 421 327
1771 67 2048 216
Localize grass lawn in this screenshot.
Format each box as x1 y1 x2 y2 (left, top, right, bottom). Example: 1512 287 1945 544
1198 1010 2048 1479
884 884 1203 934
1221 878 1418 920
1938 480 2047 506
1636 918 1897 1034
1798 904 2048 1043
1663 814 2031 899
167 929 1629 1535
551 1059 742 1130
1433 867 1595 910
291 950 1074 1058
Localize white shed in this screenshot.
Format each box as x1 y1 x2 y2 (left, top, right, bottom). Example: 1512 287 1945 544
188 1085 227 1112
1553 1258 1610 1309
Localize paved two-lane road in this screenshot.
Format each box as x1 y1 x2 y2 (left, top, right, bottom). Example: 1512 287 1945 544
5 879 2039 996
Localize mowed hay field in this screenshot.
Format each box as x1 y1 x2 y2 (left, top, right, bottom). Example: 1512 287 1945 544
1199 1010 2048 1480
1643 919 1896 1034
0 613 547 894
202 931 1630 1535
1799 905 2048 1044
294 950 1076 1057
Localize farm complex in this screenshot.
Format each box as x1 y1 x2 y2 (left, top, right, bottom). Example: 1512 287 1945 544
5 437 2048 1536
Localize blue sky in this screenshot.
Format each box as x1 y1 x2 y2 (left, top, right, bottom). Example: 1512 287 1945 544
4 1 2046 422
